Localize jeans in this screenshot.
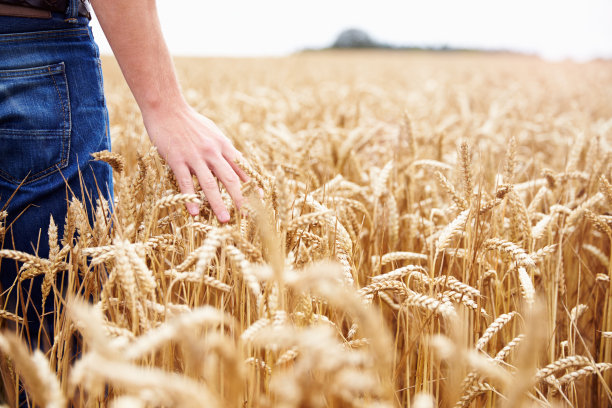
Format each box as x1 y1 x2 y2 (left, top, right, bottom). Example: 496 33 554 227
0 7 113 356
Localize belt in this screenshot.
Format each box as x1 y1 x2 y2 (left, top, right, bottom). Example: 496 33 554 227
0 2 90 19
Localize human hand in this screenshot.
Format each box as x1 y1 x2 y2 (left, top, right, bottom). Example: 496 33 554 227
142 103 249 223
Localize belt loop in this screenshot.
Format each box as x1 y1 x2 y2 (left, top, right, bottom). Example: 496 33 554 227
65 0 80 22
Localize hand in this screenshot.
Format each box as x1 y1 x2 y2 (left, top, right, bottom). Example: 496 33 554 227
142 102 249 223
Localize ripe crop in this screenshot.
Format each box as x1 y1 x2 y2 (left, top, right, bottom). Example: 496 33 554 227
1 52 611 407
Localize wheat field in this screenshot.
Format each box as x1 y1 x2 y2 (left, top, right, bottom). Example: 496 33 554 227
1 51 612 407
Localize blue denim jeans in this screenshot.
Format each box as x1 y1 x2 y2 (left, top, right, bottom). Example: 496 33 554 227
0 8 113 353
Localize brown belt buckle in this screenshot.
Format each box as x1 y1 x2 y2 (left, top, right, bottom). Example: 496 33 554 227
0 4 52 19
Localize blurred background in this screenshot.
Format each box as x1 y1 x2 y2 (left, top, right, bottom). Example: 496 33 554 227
90 0 612 61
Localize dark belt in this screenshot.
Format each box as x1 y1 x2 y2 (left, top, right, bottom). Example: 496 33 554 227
0 1 90 19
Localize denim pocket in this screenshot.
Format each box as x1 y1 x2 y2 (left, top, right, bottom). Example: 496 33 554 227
0 62 71 185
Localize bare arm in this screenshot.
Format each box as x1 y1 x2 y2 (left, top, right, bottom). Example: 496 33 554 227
90 0 247 223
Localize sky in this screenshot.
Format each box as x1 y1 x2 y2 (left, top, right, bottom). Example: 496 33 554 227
90 0 612 61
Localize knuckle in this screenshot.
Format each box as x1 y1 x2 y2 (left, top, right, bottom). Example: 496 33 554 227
200 177 219 191
198 143 215 156
201 142 222 156
176 176 193 189
223 173 240 186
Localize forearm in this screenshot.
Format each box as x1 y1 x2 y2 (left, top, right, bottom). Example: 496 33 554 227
90 0 186 114
88 0 249 222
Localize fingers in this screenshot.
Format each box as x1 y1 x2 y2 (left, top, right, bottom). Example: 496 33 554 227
163 114 251 222
210 156 246 212
193 164 230 223
173 158 244 223
173 165 200 216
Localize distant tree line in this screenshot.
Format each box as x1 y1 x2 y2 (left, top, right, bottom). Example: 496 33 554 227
327 28 504 53
332 29 378 48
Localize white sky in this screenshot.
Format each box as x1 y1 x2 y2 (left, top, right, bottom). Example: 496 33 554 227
90 0 612 61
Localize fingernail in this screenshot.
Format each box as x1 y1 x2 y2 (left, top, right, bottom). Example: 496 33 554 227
187 204 199 216
219 211 230 223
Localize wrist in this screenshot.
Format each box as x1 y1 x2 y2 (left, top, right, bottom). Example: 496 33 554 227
139 91 189 118
137 89 189 113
